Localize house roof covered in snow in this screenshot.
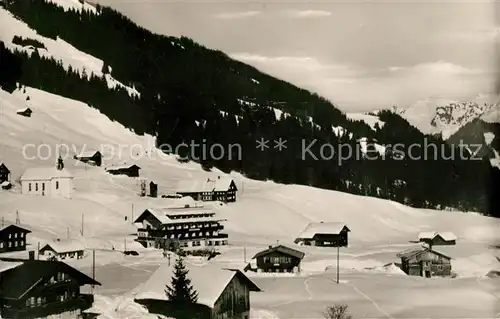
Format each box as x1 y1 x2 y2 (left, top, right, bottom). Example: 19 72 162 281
19 167 73 181
253 245 305 260
0 261 23 274
296 222 350 239
396 247 452 261
40 239 85 254
134 261 261 308
16 107 32 113
418 231 457 242
176 177 237 193
134 207 221 225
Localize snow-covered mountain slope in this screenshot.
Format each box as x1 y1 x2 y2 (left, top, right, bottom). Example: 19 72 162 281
397 94 499 139
0 6 139 98
346 113 385 130
1 87 499 318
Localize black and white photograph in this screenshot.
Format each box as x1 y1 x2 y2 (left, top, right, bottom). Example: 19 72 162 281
0 0 499 318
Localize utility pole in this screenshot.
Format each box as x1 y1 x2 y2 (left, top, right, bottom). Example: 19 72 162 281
15 210 20 225
81 214 84 236
131 203 134 223
243 246 246 263
37 242 40 259
67 227 69 239
124 238 127 251
1 216 4 227
336 244 340 284
167 252 171 266
92 249 95 292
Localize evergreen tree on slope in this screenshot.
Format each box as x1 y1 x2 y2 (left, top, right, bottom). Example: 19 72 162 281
165 256 199 319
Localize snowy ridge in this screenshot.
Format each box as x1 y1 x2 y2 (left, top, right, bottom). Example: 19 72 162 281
346 112 385 130
399 94 499 139
46 0 98 14
0 7 139 98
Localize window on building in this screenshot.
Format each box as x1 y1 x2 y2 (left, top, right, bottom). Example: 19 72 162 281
56 181 59 189
20 233 24 238
37 297 42 306
8 241 11 247
14 233 17 238
0 242 3 248
8 233 11 239
29 183 32 191
42 183 45 191
35 183 38 191
14 241 18 247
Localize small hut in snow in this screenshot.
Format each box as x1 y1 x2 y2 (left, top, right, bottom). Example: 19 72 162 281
16 107 32 117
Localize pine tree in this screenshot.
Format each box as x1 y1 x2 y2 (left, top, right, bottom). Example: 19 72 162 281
165 256 198 318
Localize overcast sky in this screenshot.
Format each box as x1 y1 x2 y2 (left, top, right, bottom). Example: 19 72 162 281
96 0 498 112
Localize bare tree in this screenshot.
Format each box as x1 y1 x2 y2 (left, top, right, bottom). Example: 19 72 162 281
324 304 352 319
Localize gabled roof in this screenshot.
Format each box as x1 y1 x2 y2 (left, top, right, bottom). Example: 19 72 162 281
40 239 85 254
19 167 73 181
0 162 10 173
253 245 305 260
0 259 100 300
0 224 32 234
134 261 260 308
296 222 350 239
396 247 452 261
75 150 101 158
418 231 457 242
0 261 23 274
176 177 237 193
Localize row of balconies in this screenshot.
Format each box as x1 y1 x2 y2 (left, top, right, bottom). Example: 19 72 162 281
163 223 221 231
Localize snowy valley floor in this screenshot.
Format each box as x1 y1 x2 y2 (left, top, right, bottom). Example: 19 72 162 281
0 87 499 318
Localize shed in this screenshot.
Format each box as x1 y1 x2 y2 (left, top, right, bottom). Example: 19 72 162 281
294 222 350 247
16 107 32 117
397 247 452 277
39 239 85 260
251 244 305 273
0 162 10 183
74 150 102 166
105 164 140 177
418 231 457 247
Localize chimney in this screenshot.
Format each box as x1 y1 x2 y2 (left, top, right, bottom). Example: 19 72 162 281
56 238 60 242
218 176 220 179
29 250 35 260
268 245 272 249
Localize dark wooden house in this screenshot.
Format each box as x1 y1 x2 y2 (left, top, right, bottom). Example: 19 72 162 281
105 164 140 177
0 163 10 184
134 204 228 249
149 181 158 198
16 107 32 117
0 225 31 254
397 247 452 278
251 245 305 273
418 232 457 248
0 256 100 318
176 176 238 203
134 263 261 319
294 222 350 247
74 150 102 166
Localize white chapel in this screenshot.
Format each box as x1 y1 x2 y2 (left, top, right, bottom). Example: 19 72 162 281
20 156 74 198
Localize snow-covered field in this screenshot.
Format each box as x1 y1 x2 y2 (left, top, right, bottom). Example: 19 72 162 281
1 86 499 318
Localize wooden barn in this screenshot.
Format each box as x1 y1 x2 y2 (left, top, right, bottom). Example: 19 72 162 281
0 225 31 254
397 247 452 278
0 162 10 184
0 256 100 318
39 239 85 260
294 222 350 247
176 176 238 203
134 262 261 319
418 231 457 248
250 244 305 273
105 164 140 177
74 150 102 166
16 107 32 117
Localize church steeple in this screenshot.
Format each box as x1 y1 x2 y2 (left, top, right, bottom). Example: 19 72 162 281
56 155 64 170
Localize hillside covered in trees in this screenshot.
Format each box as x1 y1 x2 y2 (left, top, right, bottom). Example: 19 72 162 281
1 0 499 217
